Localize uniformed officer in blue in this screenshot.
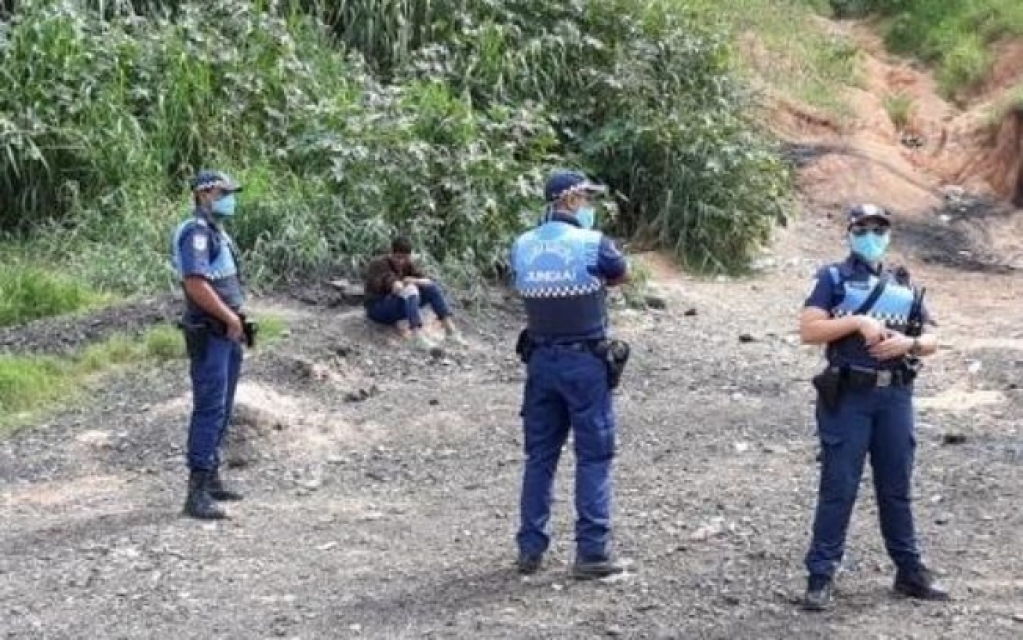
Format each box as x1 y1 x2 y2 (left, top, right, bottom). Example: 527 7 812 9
510 170 630 579
800 204 949 609
172 170 248 520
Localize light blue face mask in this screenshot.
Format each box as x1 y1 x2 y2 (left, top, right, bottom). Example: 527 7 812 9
211 193 237 218
575 206 596 230
849 230 890 263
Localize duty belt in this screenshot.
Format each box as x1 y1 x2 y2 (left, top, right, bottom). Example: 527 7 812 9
844 365 911 388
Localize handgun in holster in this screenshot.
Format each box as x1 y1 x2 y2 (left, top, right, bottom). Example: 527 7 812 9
515 329 534 364
594 339 631 390
900 286 927 383
812 366 844 413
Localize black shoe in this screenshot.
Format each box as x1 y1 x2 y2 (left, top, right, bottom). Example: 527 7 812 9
571 557 624 580
207 471 243 502
894 566 950 601
516 554 543 575
802 575 833 611
183 470 227 520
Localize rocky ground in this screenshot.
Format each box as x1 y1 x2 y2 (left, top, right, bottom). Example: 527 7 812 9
2 188 1022 638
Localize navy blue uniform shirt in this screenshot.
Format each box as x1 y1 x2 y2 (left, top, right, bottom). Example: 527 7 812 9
804 254 932 370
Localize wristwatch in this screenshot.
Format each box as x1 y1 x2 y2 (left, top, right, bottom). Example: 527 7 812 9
909 338 922 356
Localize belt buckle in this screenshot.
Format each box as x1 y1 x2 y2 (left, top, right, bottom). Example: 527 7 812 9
876 370 893 387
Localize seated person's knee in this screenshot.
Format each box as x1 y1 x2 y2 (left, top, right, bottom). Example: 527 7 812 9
400 284 419 298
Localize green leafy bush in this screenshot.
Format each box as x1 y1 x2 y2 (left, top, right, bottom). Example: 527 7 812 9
0 0 791 308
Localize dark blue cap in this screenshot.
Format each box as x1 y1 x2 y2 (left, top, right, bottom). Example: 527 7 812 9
544 170 607 203
190 170 242 193
847 203 891 226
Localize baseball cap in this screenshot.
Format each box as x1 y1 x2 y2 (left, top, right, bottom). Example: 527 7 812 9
544 170 607 203
847 203 891 227
190 170 243 193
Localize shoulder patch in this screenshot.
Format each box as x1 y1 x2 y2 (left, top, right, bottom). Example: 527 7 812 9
192 233 208 253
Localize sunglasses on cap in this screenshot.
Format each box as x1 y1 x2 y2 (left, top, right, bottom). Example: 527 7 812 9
849 225 890 237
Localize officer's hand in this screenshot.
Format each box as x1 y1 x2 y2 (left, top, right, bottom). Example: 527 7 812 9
856 316 886 346
869 332 912 360
225 313 244 342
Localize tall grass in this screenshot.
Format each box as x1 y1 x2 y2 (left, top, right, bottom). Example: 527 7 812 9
0 263 107 327
0 0 792 307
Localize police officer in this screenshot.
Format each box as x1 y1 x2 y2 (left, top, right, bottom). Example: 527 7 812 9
172 170 248 520
510 170 629 579
800 204 949 609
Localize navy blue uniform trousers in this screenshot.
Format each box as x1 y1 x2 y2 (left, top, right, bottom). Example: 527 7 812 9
805 384 921 577
187 334 243 472
517 345 616 561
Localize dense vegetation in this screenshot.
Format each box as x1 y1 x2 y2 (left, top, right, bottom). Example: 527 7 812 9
830 0 1023 97
0 0 791 325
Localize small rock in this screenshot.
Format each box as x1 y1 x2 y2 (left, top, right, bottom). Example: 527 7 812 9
738 333 756 343
76 430 113 449
942 433 967 445
644 294 668 310
690 518 725 541
317 542 338 551
1012 613 1023 623
935 513 953 525
734 442 751 453
941 185 966 202
684 308 698 317
606 626 623 637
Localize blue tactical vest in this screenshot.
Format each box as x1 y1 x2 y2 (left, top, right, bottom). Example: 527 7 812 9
512 220 607 340
825 265 916 369
171 215 245 321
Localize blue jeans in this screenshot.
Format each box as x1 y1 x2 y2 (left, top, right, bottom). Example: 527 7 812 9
365 282 451 329
517 345 616 561
805 385 920 578
187 334 243 472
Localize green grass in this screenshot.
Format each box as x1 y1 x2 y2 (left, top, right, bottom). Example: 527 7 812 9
620 259 654 310
0 263 108 328
883 92 915 130
0 313 289 431
688 0 863 118
872 0 1023 98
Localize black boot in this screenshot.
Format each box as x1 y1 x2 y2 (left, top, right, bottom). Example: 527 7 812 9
802 574 833 611
183 470 227 520
571 556 624 580
516 553 543 576
208 470 243 502
894 566 950 601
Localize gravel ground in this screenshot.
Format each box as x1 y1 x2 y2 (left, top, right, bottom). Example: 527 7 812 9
2 200 1023 639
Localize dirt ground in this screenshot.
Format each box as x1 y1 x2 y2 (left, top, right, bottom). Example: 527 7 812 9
3 21 1023 640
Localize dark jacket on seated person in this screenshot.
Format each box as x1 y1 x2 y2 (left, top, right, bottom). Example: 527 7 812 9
363 255 425 305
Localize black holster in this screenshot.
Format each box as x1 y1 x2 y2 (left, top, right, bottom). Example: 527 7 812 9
594 339 631 390
241 314 258 349
515 329 534 364
179 321 211 361
812 366 844 413
178 313 258 360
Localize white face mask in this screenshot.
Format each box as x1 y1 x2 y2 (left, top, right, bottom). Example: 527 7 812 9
575 206 596 229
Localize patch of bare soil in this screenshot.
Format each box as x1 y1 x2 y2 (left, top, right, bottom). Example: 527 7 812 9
0 295 180 356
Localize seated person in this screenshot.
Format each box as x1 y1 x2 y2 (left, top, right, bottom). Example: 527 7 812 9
363 237 466 349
